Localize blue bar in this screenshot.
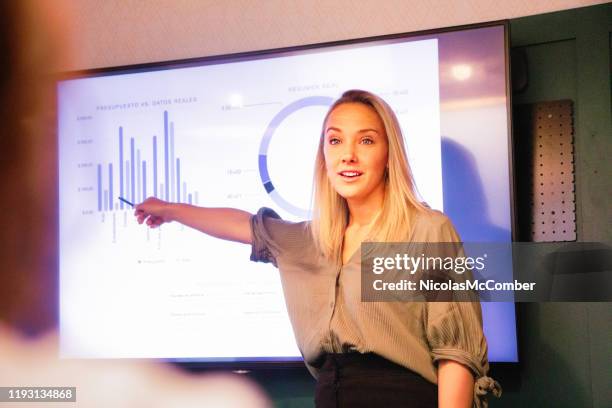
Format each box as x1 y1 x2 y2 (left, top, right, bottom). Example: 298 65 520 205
108 163 113 210
142 161 147 199
153 136 157 197
97 164 102 211
104 190 108 211
170 122 175 202
126 162 130 204
136 149 141 203
188 193 192 204
130 137 135 202
164 111 169 201
119 127 124 209
176 158 181 203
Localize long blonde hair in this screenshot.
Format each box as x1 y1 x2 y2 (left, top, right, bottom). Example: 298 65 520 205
310 89 429 263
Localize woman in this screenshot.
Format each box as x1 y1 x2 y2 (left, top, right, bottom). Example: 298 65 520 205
135 90 501 407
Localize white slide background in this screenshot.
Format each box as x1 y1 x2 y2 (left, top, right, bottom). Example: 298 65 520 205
58 38 441 359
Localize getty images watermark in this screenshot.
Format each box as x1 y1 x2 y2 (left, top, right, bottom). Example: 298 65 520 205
360 242 612 302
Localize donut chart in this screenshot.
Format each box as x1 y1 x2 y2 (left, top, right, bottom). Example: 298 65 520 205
258 96 334 218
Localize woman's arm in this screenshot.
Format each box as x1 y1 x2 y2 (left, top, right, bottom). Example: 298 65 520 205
438 360 474 408
134 197 252 244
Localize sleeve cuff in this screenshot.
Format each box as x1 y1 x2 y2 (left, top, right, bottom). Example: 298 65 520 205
249 207 281 266
431 347 482 376
474 376 502 408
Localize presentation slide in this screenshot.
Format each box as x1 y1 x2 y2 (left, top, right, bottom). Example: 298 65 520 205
59 39 443 359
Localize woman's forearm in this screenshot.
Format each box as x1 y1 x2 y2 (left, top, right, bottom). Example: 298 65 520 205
438 360 474 408
166 204 253 244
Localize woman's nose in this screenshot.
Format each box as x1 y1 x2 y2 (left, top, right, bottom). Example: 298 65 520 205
341 144 357 163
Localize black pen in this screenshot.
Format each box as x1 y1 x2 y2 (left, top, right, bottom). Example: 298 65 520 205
118 197 135 207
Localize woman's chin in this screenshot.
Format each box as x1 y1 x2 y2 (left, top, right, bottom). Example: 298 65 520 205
335 189 366 202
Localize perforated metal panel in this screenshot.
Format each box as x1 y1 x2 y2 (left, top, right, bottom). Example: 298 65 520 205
514 100 577 242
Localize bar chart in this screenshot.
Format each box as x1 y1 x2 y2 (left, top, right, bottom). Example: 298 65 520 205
96 110 199 213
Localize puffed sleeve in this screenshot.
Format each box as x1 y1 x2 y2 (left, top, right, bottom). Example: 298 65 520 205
249 207 283 267
426 217 502 408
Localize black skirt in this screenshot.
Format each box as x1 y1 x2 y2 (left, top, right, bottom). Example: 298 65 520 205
314 353 438 408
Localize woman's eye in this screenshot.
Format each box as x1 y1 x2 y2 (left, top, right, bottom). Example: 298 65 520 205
361 138 374 145
329 137 340 145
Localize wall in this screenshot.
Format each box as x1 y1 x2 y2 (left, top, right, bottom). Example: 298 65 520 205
500 4 611 408
64 0 606 71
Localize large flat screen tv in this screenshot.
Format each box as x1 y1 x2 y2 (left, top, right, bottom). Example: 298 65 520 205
58 21 518 364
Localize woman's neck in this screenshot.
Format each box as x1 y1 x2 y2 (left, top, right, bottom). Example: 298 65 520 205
346 190 384 228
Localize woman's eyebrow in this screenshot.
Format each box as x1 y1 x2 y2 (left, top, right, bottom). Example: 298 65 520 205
325 126 380 134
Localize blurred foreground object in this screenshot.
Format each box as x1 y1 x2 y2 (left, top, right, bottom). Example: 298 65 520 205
0 0 73 332
0 323 272 408
0 3 272 407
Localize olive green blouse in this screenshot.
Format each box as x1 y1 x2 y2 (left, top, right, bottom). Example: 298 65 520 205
249 207 501 408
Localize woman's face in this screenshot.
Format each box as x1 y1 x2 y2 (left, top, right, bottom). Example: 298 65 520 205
323 102 389 204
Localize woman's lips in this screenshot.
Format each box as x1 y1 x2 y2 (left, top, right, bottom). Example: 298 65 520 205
338 170 363 182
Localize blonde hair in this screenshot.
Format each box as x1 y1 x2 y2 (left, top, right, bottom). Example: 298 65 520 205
310 89 429 263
